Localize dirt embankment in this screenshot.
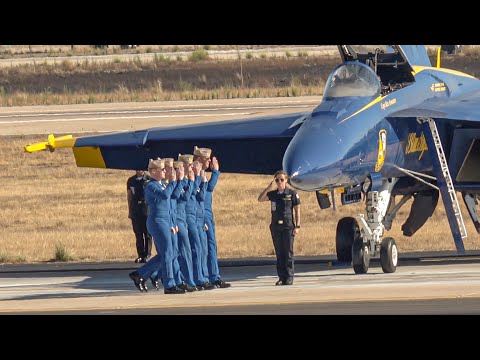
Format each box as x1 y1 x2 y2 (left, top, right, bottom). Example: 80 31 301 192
0 54 478 96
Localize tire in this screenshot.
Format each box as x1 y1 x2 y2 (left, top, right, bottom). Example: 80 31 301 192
380 237 398 273
352 235 369 274
336 217 360 262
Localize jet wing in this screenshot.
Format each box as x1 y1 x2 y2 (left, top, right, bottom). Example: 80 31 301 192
389 89 480 121
25 112 308 174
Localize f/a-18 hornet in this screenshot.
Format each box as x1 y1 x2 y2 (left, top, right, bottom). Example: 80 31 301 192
26 45 480 274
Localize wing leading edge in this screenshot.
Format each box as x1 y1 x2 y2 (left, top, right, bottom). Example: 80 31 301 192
26 112 308 174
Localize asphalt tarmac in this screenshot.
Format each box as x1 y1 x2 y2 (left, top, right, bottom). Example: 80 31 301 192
1 252 480 314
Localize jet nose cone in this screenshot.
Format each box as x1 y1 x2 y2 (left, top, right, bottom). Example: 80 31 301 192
284 151 319 188
283 120 347 191
284 146 329 191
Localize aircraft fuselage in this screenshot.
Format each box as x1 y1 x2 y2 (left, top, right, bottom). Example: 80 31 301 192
284 63 480 193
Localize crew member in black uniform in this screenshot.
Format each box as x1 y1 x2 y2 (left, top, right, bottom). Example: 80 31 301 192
258 170 301 285
127 170 153 263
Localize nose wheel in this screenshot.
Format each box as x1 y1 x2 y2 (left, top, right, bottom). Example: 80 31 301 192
380 237 398 273
352 236 370 274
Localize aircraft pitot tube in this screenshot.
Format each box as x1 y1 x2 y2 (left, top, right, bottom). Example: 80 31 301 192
24 134 75 153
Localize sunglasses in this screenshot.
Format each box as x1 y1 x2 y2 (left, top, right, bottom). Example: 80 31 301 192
275 178 286 183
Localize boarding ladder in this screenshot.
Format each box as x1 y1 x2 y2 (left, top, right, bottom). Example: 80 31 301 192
421 117 467 253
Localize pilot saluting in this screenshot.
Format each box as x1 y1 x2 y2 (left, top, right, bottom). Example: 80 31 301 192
258 170 301 286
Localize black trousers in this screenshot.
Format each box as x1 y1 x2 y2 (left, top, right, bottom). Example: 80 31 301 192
270 224 295 281
131 215 152 258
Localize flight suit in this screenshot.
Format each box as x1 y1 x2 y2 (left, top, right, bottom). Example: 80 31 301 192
186 176 209 285
175 177 197 287
204 169 220 283
168 178 184 286
137 179 178 290
195 178 209 280
127 174 152 261
267 188 301 283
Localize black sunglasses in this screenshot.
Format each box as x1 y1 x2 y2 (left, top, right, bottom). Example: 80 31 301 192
275 178 285 183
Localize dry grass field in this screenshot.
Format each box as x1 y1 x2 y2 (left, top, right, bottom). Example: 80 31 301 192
1 135 480 264
0 56 334 107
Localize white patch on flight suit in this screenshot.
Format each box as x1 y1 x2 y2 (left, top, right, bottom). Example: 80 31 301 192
296 193 299 199
130 186 135 195
271 202 276 211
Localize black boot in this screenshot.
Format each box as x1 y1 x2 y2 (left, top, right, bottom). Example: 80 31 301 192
129 271 146 292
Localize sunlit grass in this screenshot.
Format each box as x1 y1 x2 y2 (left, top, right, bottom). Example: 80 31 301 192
54 242 75 262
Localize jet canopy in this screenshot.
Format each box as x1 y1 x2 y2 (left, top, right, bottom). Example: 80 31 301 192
324 62 381 99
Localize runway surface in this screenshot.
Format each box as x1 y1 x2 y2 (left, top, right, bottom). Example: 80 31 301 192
1 256 480 314
1 96 322 136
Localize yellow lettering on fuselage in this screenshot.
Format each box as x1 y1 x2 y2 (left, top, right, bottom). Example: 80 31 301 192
430 82 446 92
405 132 428 160
380 98 397 110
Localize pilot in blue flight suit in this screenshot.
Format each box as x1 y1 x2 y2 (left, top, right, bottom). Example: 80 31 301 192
162 158 184 290
171 159 197 292
194 163 209 283
129 159 186 295
185 159 215 291
193 146 231 288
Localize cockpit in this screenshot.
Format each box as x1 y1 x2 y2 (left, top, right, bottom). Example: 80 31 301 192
336 45 417 96
324 62 381 99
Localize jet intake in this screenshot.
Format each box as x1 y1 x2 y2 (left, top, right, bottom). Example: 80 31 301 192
457 139 480 182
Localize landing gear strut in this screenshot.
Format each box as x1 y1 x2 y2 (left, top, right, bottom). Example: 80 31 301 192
336 177 400 274
355 178 398 274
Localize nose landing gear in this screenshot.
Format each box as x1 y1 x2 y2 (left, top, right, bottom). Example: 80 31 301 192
335 178 399 274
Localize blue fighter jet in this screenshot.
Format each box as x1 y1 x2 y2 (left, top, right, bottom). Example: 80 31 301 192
25 45 480 274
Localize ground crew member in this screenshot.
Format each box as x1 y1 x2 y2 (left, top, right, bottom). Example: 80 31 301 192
193 146 231 288
258 170 301 286
127 170 152 263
